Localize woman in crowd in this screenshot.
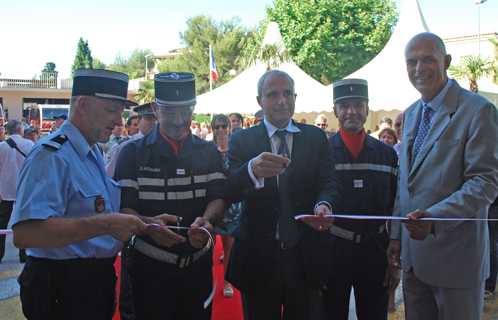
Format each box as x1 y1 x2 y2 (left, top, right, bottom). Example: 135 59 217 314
378 128 398 147
211 114 241 298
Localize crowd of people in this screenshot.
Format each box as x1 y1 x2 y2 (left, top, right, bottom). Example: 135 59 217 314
1 32 497 320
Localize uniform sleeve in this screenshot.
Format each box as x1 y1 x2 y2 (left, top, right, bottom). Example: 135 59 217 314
205 144 227 204
114 143 139 212
104 142 120 178
12 148 70 225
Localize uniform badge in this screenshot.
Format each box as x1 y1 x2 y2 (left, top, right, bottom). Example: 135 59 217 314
95 195 106 213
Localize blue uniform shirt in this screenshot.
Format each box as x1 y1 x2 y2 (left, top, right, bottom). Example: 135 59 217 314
12 121 123 259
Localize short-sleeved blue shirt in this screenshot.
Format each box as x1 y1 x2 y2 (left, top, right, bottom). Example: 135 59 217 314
12 121 123 259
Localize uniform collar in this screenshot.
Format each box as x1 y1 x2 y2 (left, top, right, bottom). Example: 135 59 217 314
58 121 93 159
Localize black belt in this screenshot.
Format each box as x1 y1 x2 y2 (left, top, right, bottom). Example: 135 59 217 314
330 224 386 243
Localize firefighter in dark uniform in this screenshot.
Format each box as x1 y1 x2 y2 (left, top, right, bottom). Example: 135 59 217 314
317 79 400 320
114 72 226 320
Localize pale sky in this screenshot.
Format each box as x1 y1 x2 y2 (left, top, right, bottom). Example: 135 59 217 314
1 0 496 78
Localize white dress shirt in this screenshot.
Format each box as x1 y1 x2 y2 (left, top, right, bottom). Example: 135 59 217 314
0 134 34 200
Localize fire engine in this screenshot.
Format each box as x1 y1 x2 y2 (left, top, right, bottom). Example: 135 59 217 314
24 105 69 134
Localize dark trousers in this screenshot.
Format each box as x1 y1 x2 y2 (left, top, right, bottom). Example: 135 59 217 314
486 205 498 291
129 246 213 320
0 200 25 261
318 234 389 320
119 244 134 320
18 256 117 320
241 241 319 320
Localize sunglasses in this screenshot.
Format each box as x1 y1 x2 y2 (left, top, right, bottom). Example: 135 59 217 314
213 124 228 130
316 124 327 127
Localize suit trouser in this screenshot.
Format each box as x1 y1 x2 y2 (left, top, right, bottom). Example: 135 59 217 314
241 241 319 320
403 268 484 320
0 200 25 261
317 233 389 320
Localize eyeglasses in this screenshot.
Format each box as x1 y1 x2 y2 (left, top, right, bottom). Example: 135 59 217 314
316 123 327 127
213 124 228 130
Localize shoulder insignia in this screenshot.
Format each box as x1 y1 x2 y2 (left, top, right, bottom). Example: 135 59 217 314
42 134 69 150
117 136 130 145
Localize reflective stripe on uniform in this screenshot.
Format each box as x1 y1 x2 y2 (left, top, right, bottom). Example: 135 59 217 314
167 172 226 186
193 172 226 183
138 177 165 186
167 189 206 200
335 163 397 175
139 192 165 200
167 177 192 187
119 179 139 190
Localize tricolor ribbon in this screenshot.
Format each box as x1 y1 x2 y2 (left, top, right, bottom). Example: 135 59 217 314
295 214 498 221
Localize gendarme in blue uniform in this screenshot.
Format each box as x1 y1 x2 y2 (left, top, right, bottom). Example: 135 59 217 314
114 124 225 319
115 124 225 255
12 121 123 259
318 131 398 320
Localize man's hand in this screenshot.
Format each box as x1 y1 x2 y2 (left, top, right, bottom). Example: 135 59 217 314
251 152 291 178
383 265 401 293
386 239 402 269
402 209 433 241
146 214 187 247
301 205 334 231
105 213 147 242
188 217 213 249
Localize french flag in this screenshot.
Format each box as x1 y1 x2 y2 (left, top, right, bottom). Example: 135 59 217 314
210 46 218 82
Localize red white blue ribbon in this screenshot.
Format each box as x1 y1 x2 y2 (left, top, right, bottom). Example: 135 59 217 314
294 214 498 221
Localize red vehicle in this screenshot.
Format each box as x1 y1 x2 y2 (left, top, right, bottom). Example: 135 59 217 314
24 105 69 133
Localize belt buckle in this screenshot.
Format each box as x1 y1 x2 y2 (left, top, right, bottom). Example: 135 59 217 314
353 231 367 243
176 253 194 268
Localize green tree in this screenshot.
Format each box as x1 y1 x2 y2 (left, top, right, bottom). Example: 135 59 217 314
92 58 106 69
158 14 254 95
41 62 57 74
71 37 93 76
107 48 153 79
134 81 155 105
449 55 498 93
261 0 398 84
238 41 292 71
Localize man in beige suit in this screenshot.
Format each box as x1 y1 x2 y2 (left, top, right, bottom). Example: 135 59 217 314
388 32 498 320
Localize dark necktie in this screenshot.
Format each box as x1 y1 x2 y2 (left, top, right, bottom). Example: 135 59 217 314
275 130 299 249
413 104 432 159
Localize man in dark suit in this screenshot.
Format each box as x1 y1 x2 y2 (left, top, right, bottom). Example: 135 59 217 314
225 70 341 319
388 32 498 320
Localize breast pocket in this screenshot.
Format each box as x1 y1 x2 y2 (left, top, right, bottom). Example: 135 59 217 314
72 181 107 216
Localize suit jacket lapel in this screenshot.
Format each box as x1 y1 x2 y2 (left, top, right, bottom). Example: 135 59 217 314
410 81 460 175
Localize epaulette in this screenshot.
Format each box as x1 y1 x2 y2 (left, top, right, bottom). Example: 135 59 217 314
42 134 69 150
117 136 130 145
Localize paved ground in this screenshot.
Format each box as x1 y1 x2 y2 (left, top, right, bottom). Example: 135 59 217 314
1 229 497 320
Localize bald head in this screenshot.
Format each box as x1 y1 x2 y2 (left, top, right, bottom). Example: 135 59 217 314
405 33 447 58
405 32 451 102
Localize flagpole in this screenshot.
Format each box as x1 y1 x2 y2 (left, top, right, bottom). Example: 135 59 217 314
209 45 213 92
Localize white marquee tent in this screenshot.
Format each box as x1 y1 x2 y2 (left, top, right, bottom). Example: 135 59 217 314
195 22 331 115
336 0 430 111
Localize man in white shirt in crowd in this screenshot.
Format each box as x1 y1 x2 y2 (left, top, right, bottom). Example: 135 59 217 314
0 119 34 263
